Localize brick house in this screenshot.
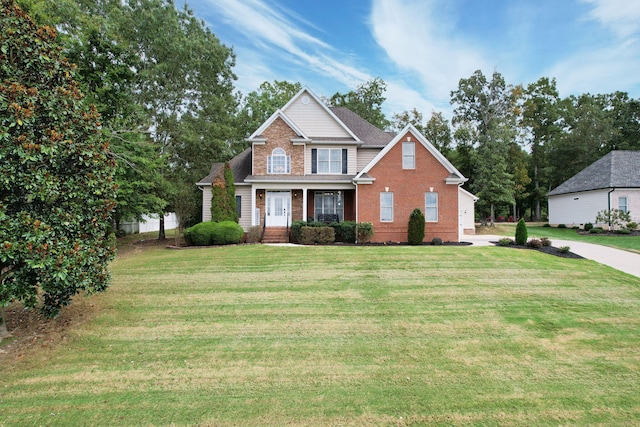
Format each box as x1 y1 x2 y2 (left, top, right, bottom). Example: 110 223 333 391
197 88 476 243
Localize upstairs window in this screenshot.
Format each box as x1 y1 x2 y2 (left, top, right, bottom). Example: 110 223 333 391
312 148 347 174
402 142 415 169
267 147 290 174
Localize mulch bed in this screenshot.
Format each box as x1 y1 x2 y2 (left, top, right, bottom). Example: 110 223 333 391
490 242 584 259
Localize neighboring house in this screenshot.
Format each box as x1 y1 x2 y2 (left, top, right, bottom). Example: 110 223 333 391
197 88 475 243
548 150 640 227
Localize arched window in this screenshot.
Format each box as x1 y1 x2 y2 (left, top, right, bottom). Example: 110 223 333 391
267 147 290 174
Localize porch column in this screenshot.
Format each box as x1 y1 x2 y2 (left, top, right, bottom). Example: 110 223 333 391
302 187 308 223
251 186 257 226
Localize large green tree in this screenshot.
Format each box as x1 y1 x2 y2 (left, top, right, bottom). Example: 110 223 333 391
117 0 238 236
1 0 117 323
236 80 302 142
451 70 515 223
522 77 561 220
329 77 390 130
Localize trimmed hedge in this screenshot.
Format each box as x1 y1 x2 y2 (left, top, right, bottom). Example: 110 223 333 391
299 226 335 245
184 221 244 246
184 222 218 246
211 221 244 245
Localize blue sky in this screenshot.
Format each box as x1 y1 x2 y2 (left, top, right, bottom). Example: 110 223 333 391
188 0 640 119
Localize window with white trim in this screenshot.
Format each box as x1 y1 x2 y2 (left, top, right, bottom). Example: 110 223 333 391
402 142 415 169
314 191 344 222
267 147 290 174
619 196 628 213
311 148 347 174
380 192 394 222
425 192 438 222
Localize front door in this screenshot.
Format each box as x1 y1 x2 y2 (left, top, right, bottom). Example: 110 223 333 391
266 191 291 227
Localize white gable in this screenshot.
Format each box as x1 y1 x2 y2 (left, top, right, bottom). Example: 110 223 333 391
282 89 356 139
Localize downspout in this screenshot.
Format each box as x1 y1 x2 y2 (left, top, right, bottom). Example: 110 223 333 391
607 187 615 228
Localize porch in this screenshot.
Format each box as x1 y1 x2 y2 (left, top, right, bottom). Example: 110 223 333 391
254 188 356 243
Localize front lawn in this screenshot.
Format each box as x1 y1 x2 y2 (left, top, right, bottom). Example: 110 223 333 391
2 244 640 426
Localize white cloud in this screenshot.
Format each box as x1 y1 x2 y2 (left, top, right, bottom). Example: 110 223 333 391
547 37 640 96
369 0 489 102
580 0 640 38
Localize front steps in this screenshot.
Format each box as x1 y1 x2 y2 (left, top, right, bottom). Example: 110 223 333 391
262 227 289 244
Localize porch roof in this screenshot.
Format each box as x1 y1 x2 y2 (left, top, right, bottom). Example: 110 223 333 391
244 174 355 184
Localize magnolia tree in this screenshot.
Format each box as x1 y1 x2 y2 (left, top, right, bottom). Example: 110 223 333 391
0 0 117 326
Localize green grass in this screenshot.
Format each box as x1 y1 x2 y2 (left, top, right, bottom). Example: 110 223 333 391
481 223 640 253
2 245 640 426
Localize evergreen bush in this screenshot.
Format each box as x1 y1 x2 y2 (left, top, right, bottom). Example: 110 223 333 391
497 238 515 246
407 208 425 245
290 220 306 242
584 222 594 231
431 237 443 246
558 224 567 228
211 221 244 245
299 226 335 244
184 222 217 246
331 221 356 243
627 222 638 231
515 218 528 246
356 222 374 243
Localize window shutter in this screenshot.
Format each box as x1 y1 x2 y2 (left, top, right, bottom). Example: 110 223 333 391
342 149 347 174
311 149 317 174
267 156 272 174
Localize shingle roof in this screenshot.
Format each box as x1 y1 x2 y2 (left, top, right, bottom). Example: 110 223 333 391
548 150 640 196
330 107 395 146
196 148 252 185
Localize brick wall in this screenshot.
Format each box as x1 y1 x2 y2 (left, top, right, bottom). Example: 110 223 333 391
253 117 304 176
358 131 459 242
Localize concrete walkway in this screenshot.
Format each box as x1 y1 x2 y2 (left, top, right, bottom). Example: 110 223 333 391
465 234 640 279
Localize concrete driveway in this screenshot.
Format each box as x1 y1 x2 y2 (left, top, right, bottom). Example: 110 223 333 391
465 234 640 279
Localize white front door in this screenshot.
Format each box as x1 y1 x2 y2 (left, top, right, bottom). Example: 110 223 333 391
266 191 291 227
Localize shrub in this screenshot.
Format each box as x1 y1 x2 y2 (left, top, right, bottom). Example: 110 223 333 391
184 222 217 246
299 226 335 244
584 222 594 231
332 221 356 243
515 218 528 246
245 226 262 243
543 223 551 227
557 224 567 229
210 221 244 245
356 222 374 243
431 237 443 246
626 222 638 231
558 246 571 254
407 208 425 245
590 227 603 234
290 220 306 243
526 239 543 248
497 238 515 246
616 228 631 235
540 237 552 247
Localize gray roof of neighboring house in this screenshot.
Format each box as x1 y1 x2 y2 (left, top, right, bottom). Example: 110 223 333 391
196 148 252 185
548 150 640 196
330 107 395 146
